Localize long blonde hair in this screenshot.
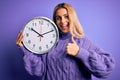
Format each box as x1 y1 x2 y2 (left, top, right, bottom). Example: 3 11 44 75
53 3 84 38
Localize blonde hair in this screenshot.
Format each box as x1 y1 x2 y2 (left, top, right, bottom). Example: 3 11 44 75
53 3 84 38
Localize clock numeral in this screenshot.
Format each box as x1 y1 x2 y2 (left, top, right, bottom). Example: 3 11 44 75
39 20 43 25
28 27 31 30
52 34 55 38
47 23 50 27
28 40 31 44
26 33 29 37
32 22 37 26
39 46 42 50
50 41 53 44
46 45 48 48
33 44 36 47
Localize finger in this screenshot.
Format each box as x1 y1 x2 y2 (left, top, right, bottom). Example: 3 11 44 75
17 31 22 40
71 36 76 43
19 33 23 40
67 43 72 46
16 37 23 46
18 30 22 36
16 31 23 42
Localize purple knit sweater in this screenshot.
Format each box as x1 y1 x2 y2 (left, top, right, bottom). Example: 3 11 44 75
21 32 115 80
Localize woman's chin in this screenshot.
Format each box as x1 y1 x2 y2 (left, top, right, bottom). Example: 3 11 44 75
61 30 69 33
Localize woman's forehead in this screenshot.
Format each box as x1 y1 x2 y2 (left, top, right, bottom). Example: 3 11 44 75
56 8 68 16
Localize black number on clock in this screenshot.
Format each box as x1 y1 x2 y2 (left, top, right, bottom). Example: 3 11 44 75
28 27 31 30
50 41 53 44
33 44 35 47
52 34 55 38
47 22 50 27
39 46 42 50
28 40 31 44
26 33 29 37
46 45 48 48
32 22 37 26
39 20 43 25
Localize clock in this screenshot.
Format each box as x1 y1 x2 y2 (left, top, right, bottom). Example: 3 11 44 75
22 16 59 54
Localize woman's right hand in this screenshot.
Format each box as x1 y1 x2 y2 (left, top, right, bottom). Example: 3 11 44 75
16 31 23 47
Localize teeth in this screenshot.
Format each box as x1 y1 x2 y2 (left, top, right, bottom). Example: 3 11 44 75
62 24 67 27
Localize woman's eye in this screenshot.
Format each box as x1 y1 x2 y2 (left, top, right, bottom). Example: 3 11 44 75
56 16 61 20
65 15 69 19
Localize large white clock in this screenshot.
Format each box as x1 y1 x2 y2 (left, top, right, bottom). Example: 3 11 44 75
22 16 59 54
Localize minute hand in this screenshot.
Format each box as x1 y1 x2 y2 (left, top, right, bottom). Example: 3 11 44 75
42 30 54 35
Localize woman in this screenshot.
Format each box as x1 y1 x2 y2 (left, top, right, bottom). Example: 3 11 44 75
16 3 115 80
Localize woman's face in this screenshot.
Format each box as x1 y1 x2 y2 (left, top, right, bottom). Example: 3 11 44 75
55 8 69 33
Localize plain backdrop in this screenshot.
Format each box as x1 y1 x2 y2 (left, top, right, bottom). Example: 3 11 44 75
0 0 120 80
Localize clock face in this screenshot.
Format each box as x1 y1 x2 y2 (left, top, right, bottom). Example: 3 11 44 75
22 16 59 54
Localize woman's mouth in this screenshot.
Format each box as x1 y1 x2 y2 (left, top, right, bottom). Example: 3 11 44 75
59 23 69 33
60 24 68 30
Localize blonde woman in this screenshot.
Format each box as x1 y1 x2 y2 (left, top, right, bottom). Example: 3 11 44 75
16 3 115 80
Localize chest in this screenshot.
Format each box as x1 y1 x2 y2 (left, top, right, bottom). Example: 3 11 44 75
47 38 82 61
48 39 69 58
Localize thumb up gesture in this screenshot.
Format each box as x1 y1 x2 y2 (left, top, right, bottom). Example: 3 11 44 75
66 36 80 56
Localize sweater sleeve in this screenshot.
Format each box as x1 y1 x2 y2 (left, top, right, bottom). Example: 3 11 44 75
75 37 115 78
20 46 47 77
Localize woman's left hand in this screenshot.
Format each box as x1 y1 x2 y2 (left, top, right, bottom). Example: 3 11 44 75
66 36 80 56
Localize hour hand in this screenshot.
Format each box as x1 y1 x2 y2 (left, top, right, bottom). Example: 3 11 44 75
31 28 43 37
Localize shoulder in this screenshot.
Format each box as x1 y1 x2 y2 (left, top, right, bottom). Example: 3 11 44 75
75 36 96 49
75 36 90 44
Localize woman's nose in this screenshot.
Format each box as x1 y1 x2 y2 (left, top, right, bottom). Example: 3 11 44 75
61 17 65 23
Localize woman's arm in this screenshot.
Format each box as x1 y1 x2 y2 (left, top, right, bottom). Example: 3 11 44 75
20 46 47 77
16 32 47 77
75 37 115 78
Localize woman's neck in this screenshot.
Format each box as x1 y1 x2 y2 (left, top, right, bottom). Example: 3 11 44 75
59 31 71 40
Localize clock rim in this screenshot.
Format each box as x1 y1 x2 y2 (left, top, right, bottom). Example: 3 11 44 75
21 16 59 54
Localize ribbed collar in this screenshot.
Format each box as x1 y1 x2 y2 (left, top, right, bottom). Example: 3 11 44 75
59 31 72 40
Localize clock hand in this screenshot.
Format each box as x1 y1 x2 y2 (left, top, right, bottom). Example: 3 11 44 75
40 26 42 42
42 30 54 35
31 28 43 37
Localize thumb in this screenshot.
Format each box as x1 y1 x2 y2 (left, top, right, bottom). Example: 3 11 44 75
71 36 76 43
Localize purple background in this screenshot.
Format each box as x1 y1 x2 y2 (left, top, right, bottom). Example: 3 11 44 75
0 0 120 80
